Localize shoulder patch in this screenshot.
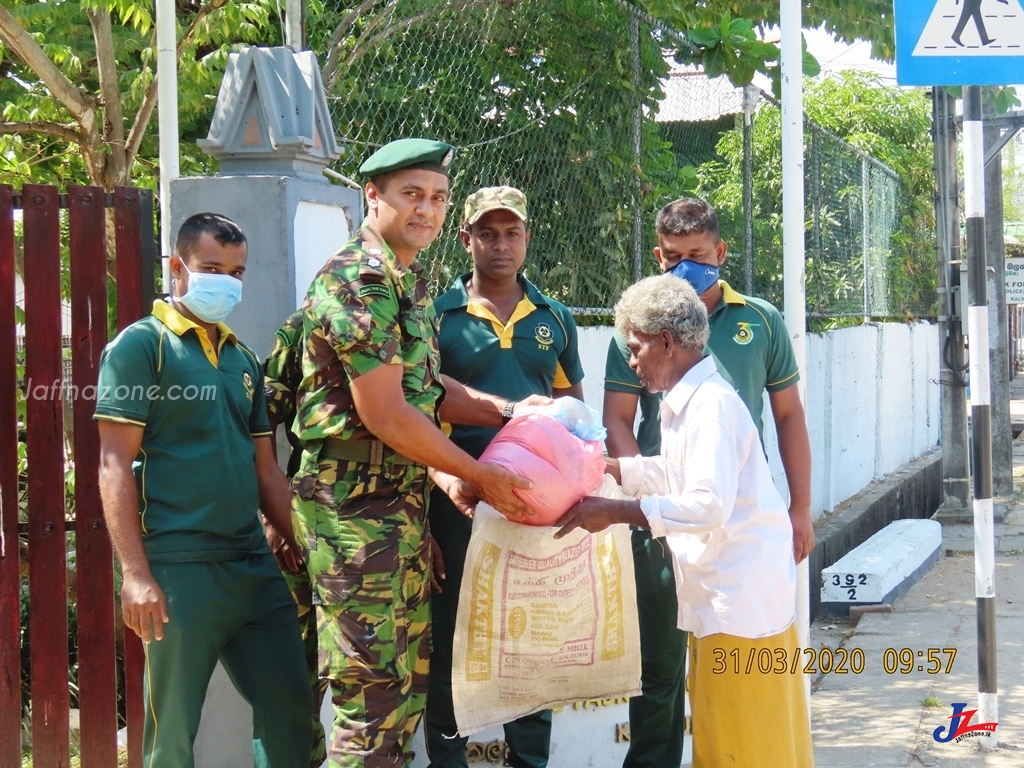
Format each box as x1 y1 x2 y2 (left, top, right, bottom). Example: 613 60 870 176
359 283 393 299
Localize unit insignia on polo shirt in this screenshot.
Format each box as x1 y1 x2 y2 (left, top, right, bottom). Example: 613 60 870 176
733 321 759 345
534 323 554 349
242 371 255 400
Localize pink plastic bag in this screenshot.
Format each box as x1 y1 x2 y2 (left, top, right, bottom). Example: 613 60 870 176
478 413 606 526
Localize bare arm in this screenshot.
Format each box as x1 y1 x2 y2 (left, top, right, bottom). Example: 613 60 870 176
603 389 641 459
267 412 282 463
255 436 303 572
352 364 534 519
555 495 647 539
552 381 585 401
97 420 168 643
769 385 814 564
438 374 508 427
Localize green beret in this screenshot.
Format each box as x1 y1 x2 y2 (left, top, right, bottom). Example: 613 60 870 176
358 138 456 178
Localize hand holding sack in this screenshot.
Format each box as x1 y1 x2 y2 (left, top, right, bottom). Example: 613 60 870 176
479 411 606 526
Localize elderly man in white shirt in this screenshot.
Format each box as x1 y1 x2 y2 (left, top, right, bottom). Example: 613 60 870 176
557 274 813 768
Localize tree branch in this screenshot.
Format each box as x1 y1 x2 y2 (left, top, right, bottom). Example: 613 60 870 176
322 0 384 90
0 6 97 133
0 121 81 144
125 1 218 167
87 7 128 187
346 0 491 70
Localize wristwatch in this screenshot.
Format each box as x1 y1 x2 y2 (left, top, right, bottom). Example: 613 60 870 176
501 400 517 424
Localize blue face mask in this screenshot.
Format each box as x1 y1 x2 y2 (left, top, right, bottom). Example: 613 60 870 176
669 260 719 295
177 263 243 323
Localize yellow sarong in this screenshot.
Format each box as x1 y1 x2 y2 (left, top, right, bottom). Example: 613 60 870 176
689 622 815 767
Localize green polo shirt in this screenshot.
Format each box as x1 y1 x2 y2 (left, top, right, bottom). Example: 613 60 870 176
604 332 664 457
603 280 799 456
434 273 585 459
94 300 272 563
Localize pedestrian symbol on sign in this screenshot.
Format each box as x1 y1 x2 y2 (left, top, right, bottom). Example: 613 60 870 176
913 0 1024 56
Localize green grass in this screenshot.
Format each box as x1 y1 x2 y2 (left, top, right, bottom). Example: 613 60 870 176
922 694 943 708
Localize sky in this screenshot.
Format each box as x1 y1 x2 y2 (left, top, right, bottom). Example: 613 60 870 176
804 26 897 84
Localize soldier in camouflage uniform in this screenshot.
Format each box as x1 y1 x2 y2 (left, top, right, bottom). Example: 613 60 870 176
290 138 536 768
263 309 327 768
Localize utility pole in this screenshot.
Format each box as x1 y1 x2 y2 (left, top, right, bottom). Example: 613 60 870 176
984 95 1013 496
932 90 970 513
963 85 999 750
285 0 305 51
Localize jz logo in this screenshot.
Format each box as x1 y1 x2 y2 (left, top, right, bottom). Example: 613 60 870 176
933 703 998 743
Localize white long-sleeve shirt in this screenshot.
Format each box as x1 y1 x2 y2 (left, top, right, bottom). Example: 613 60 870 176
619 356 796 639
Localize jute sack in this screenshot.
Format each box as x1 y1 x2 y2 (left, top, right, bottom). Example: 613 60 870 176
452 478 641 735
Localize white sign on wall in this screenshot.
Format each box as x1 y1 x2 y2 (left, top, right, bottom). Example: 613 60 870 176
1005 257 1024 304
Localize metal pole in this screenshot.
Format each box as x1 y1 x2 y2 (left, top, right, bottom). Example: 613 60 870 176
963 85 999 749
742 85 756 295
933 89 971 513
628 14 644 284
780 0 809 698
156 0 179 290
812 130 823 294
862 157 871 321
285 0 304 51
984 98 1012 495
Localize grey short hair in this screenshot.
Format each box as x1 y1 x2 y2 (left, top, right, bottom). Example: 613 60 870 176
614 274 709 351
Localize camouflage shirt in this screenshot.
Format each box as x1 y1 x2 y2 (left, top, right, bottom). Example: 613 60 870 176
264 309 304 429
263 310 305 477
293 220 444 476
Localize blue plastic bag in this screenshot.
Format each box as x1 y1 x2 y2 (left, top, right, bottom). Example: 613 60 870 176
515 396 607 442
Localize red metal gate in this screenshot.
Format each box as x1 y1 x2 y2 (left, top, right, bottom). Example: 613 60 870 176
0 184 155 767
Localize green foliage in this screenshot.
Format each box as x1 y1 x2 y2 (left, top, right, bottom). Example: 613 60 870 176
0 0 282 190
696 71 936 321
943 85 1021 115
645 0 896 62
310 0 695 306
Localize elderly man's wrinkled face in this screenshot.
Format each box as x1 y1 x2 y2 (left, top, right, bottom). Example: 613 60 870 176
625 327 674 393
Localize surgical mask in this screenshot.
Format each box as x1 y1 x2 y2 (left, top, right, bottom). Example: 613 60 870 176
177 263 243 323
669 260 719 295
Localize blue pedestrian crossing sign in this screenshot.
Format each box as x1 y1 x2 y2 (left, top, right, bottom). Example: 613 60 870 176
895 0 1024 86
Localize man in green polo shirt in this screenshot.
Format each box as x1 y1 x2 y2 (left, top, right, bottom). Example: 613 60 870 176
290 140 536 768
424 186 584 768
602 197 812 768
95 213 312 768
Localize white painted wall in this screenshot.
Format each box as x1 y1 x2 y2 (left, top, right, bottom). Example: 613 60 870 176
293 200 354 307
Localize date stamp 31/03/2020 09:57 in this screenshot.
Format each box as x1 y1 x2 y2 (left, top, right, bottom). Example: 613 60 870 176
710 647 958 676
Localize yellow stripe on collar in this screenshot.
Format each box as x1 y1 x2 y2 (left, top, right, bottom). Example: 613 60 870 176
466 296 538 349
719 280 747 306
151 300 237 366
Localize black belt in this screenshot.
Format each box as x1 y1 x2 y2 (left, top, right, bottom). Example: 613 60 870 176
319 437 417 466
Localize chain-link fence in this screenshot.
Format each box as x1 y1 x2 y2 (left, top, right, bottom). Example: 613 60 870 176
691 89 907 319
310 0 931 321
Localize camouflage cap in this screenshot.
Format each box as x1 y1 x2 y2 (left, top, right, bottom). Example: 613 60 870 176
358 138 455 178
463 186 528 227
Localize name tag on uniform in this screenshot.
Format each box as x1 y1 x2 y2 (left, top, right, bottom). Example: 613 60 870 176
359 284 392 299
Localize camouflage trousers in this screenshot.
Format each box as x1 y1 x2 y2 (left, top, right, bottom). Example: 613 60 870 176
281 566 329 768
293 464 431 768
